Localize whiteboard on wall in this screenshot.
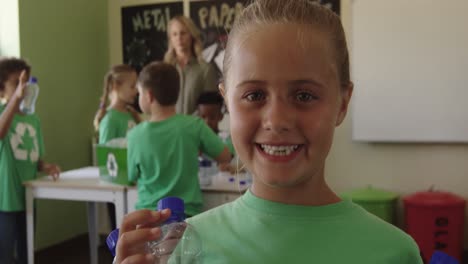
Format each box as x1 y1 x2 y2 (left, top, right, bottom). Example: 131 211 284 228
351 0 468 142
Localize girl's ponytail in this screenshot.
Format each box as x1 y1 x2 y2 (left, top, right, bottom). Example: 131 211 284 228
93 72 113 131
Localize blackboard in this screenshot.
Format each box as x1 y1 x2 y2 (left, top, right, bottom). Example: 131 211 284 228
121 2 183 71
121 0 340 73
189 0 248 76
188 0 340 74
315 0 340 15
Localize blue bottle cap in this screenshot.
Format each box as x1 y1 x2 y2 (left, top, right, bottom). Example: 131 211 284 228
157 197 185 222
199 159 211 167
430 251 459 264
29 76 37 83
106 228 119 257
239 180 246 185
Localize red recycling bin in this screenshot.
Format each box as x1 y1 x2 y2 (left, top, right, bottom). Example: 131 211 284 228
403 190 465 263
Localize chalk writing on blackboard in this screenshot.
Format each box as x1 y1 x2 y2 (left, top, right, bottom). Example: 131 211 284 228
190 0 339 73
121 2 183 71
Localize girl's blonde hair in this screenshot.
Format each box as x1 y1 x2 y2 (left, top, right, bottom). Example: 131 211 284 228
163 16 205 65
93 64 135 131
223 0 350 88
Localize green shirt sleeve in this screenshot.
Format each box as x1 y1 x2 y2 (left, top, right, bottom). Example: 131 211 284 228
99 114 117 144
401 238 424 264
36 117 45 158
198 120 225 160
127 128 138 183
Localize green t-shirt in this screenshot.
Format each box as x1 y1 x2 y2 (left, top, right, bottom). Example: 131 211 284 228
187 190 423 264
0 105 45 211
127 114 225 216
98 109 136 144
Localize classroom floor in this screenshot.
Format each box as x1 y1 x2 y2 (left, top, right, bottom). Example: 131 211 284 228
36 235 113 264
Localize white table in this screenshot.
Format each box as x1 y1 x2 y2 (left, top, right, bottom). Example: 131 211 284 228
127 172 249 213
24 167 127 264
24 167 249 264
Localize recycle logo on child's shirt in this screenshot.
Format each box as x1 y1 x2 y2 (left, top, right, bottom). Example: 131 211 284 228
107 153 118 178
9 122 39 162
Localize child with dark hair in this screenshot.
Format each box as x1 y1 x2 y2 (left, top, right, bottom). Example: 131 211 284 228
127 61 232 216
196 91 237 173
0 57 60 264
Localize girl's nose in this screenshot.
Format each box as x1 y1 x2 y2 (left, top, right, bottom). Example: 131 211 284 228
262 96 293 134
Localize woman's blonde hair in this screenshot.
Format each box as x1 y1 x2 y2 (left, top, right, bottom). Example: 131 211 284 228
93 64 135 131
223 0 350 88
163 16 205 65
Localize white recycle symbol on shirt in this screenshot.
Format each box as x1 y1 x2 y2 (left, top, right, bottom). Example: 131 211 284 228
106 153 118 178
9 122 39 162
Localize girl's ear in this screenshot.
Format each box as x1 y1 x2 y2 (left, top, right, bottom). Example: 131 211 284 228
219 83 228 113
336 82 354 126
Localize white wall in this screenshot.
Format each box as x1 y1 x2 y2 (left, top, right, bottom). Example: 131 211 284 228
326 0 468 248
108 0 468 248
0 0 20 56
351 0 468 142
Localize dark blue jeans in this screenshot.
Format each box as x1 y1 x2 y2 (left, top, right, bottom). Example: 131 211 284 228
0 211 27 264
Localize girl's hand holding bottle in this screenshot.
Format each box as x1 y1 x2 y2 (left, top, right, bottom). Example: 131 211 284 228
116 209 171 264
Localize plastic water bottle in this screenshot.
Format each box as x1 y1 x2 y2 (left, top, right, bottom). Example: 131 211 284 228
20 76 39 114
106 197 201 263
106 228 119 257
198 157 212 186
147 197 202 264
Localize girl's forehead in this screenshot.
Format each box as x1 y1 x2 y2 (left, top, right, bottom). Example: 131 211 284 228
226 23 337 87
236 23 332 59
120 71 137 80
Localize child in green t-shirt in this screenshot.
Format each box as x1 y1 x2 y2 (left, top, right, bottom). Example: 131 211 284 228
93 64 141 144
0 57 60 264
196 91 237 173
93 64 141 230
196 92 225 134
127 62 231 216
114 1 423 263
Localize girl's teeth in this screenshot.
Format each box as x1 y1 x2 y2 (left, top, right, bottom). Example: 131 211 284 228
260 144 299 156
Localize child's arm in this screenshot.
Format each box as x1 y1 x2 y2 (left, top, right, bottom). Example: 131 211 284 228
126 105 143 124
0 71 27 139
37 159 61 181
198 119 232 164
215 147 232 164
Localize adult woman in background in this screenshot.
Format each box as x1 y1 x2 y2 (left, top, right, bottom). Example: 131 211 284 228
164 16 217 114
